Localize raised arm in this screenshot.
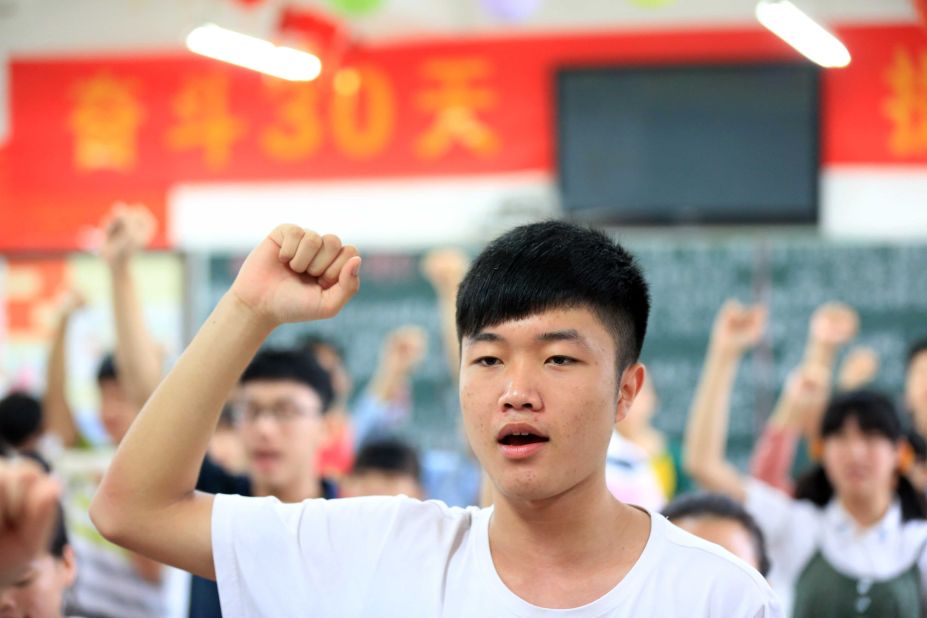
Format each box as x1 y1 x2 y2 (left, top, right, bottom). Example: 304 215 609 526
89 226 361 579
367 326 427 404
749 364 830 492
101 204 164 410
42 291 85 448
683 300 767 502
747 302 855 490
837 345 879 391
421 249 468 379
802 302 858 382
353 326 427 446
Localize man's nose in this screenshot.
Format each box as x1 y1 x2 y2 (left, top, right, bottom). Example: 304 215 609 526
498 362 543 412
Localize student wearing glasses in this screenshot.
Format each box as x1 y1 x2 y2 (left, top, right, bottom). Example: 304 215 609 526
190 348 337 617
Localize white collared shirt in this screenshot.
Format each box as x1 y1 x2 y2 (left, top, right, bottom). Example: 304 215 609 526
746 479 927 613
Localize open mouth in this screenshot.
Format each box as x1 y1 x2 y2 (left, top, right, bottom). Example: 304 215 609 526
251 450 281 469
498 432 550 446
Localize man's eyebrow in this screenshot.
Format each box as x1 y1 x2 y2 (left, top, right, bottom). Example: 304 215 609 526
537 329 578 342
537 329 590 348
467 332 503 344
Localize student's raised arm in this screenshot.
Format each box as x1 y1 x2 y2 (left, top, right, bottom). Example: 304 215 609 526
749 364 830 493
683 300 767 502
101 204 164 410
90 225 361 580
421 248 468 379
43 290 85 448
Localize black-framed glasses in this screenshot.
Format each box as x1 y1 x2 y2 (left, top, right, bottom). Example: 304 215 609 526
231 400 320 424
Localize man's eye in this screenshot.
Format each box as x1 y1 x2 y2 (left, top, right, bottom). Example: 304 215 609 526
475 357 501 367
547 355 576 366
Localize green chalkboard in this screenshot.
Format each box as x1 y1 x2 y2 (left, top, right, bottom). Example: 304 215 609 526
194 237 927 467
626 237 927 468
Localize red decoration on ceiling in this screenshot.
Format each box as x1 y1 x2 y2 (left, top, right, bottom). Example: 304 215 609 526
277 6 351 78
917 0 927 28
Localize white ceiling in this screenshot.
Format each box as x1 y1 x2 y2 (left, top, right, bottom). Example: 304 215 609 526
0 0 917 56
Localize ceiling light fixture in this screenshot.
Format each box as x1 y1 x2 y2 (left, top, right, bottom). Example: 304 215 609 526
186 23 322 81
755 0 851 68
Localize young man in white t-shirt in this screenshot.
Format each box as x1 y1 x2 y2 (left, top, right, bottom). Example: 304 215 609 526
90 222 781 616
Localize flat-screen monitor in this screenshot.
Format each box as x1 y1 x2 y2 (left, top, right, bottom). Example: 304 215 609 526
556 63 820 225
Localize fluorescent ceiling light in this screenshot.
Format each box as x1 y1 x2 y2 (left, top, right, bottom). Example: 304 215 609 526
755 0 850 68
186 23 322 81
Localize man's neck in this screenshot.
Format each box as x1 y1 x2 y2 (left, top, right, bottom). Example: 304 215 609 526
253 473 323 503
493 485 617 555
487 475 650 608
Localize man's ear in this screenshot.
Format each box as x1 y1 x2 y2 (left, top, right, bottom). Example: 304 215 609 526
615 363 646 424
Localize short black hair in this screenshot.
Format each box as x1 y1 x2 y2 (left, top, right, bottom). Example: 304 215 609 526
906 338 927 370
795 389 927 522
49 503 70 558
352 438 421 483
96 353 119 384
456 221 650 370
663 492 771 577
240 348 335 413
300 334 346 363
907 429 927 462
0 392 43 447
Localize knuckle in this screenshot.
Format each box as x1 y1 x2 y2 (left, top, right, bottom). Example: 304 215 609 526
321 234 341 250
302 232 323 249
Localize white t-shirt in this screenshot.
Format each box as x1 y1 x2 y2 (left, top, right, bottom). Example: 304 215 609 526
213 494 781 617
746 479 927 613
605 431 666 512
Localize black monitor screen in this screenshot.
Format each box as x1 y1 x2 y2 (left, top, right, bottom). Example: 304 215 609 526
556 63 820 225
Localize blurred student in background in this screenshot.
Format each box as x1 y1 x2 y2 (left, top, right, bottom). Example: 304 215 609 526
663 491 770 577
748 303 858 494
190 348 338 618
340 437 424 499
905 338 927 442
0 392 48 470
605 373 692 511
0 456 77 618
41 204 165 618
303 325 427 480
686 299 927 616
420 248 483 507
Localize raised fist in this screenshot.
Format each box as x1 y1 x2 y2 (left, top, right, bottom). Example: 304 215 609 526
382 326 428 375
837 346 880 391
100 203 156 265
809 302 859 348
784 364 831 411
55 288 87 318
229 225 361 327
421 249 469 297
710 299 768 354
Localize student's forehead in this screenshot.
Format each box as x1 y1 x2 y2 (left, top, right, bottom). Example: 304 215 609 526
240 380 319 401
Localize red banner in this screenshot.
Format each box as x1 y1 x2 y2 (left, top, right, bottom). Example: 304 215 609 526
824 26 927 165
3 24 926 250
